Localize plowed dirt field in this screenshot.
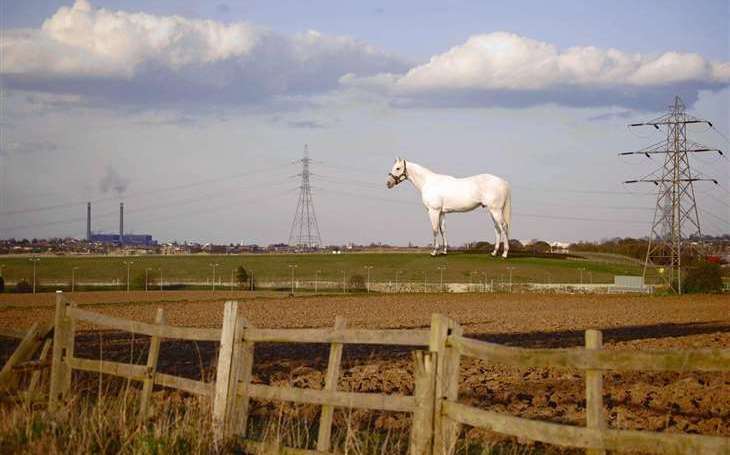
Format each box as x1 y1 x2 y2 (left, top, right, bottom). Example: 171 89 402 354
1 292 728 449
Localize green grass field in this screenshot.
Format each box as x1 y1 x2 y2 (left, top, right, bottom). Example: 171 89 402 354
0 251 644 290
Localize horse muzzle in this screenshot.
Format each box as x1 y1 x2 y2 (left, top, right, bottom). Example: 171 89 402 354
386 176 396 188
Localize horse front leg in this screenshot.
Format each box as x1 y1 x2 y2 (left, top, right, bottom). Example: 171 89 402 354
428 209 440 257
439 213 448 255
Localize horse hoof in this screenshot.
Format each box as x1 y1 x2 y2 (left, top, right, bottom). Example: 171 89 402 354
502 253 509 259
491 251 497 257
430 251 438 257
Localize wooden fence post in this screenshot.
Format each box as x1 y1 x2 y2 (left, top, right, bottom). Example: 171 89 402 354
213 301 246 444
410 350 437 455
429 314 463 455
585 329 606 455
317 316 346 452
235 319 255 437
138 307 165 424
49 291 75 415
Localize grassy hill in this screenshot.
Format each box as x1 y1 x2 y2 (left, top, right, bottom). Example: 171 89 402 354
0 251 643 291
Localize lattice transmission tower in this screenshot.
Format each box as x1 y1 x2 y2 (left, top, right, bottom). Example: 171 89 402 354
621 96 722 293
288 145 322 249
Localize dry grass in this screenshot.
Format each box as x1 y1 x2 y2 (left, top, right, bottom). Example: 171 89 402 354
0 390 217 454
0 384 536 455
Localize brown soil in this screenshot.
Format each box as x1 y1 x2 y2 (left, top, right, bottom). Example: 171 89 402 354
1 292 728 448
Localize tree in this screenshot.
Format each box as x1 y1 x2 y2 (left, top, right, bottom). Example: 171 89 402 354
348 274 366 292
508 239 524 251
16 280 32 293
530 240 551 253
236 266 249 287
132 272 147 290
469 241 494 252
683 262 723 293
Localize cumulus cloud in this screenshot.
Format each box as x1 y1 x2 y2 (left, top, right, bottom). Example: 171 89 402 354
341 32 729 109
0 0 408 107
2 3 727 111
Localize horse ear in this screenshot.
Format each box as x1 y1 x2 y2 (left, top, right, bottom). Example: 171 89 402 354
395 156 400 162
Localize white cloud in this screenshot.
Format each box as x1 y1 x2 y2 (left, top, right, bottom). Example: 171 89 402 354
1 0 408 107
342 32 729 108
3 0 262 78
2 3 727 111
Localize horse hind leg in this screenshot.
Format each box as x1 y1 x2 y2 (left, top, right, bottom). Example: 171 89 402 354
489 208 508 258
489 216 500 256
501 221 510 258
428 209 440 257
439 213 448 255
492 209 510 258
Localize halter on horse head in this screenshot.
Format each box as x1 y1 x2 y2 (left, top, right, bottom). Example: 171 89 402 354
386 159 408 188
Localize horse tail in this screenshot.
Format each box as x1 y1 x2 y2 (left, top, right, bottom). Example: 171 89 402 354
503 185 512 236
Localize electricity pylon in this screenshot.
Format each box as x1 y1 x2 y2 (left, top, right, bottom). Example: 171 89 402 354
621 96 722 293
288 145 322 249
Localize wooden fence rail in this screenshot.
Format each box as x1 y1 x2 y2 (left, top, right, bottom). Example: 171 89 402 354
27 292 730 454
442 401 729 454
0 328 27 339
449 334 730 372
0 321 54 392
444 317 730 455
66 306 221 341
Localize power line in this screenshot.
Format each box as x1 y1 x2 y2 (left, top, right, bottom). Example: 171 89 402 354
698 207 730 227
513 212 647 225
317 187 648 224
1 178 293 234
511 184 656 196
710 125 730 144
0 163 290 217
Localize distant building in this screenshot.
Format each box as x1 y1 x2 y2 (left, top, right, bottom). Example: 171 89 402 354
549 241 571 253
86 202 156 247
90 233 156 247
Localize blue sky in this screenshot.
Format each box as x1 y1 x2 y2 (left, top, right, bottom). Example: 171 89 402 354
1 1 728 245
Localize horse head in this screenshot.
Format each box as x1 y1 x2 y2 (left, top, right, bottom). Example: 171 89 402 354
387 157 407 188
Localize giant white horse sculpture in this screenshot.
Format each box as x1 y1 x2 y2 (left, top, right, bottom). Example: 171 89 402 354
386 158 512 258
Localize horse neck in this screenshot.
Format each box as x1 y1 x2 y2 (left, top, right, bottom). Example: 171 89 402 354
406 162 434 191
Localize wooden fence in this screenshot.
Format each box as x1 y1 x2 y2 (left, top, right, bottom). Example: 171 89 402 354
0 322 54 395
3 291 726 454
441 315 730 455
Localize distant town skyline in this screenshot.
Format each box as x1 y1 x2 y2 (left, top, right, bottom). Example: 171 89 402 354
1 0 728 245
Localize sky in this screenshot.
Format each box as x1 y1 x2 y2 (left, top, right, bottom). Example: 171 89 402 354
0 0 728 246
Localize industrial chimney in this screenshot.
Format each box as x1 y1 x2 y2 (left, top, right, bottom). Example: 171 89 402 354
119 202 124 246
86 202 91 241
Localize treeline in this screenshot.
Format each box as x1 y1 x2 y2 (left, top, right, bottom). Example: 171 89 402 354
571 235 729 262
571 238 649 260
